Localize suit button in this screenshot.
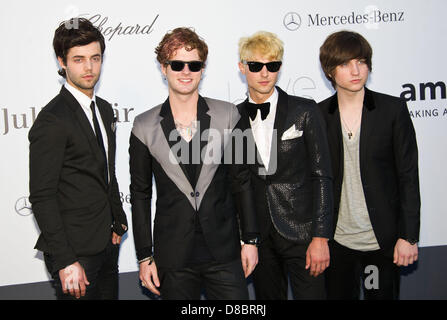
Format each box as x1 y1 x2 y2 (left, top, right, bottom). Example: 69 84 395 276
195 192 200 197
190 192 195 197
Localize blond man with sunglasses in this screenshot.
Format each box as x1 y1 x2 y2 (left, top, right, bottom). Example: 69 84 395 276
129 27 259 300
236 31 333 299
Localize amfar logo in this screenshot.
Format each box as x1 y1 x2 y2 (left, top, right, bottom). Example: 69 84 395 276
401 80 447 119
400 81 446 102
15 196 33 216
283 12 302 31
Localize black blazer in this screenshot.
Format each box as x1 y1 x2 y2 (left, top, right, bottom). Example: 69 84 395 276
318 88 420 255
236 87 333 244
29 86 128 272
129 96 258 269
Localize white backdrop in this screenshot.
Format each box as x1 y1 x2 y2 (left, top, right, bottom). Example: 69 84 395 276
1 0 446 286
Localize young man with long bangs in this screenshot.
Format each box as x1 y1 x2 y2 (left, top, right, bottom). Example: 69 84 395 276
29 18 128 300
236 31 333 299
129 27 259 300
318 30 420 299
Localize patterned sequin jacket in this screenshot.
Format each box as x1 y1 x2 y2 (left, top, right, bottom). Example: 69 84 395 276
236 86 333 243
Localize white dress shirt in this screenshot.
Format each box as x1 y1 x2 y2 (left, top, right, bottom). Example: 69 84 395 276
248 88 278 171
64 82 109 165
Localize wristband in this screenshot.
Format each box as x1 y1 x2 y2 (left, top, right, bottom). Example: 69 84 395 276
241 237 260 247
138 256 154 265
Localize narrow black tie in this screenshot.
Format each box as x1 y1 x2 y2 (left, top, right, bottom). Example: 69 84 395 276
245 101 270 121
90 101 109 185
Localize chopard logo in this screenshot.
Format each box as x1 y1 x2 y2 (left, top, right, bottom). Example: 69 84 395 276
15 196 33 216
89 14 159 41
62 9 159 41
283 12 302 31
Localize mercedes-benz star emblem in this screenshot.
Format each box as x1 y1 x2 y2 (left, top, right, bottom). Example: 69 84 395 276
15 196 33 216
283 12 302 31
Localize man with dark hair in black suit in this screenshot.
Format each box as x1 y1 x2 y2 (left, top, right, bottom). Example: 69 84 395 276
29 18 128 300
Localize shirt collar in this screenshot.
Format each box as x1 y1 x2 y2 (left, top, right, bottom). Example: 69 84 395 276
64 82 96 111
247 87 278 122
329 87 376 114
248 87 278 106
159 95 209 120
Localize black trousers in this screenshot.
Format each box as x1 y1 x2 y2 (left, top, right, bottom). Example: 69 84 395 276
158 259 249 300
252 228 326 300
44 240 120 300
326 240 400 300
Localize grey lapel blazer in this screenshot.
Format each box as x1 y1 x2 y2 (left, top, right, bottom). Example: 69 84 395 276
129 96 258 269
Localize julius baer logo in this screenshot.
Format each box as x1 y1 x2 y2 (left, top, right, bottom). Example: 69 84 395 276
0 103 134 135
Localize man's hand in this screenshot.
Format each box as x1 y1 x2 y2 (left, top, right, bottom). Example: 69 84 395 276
112 224 127 245
112 231 121 245
59 261 90 299
241 244 258 278
305 237 330 277
394 238 418 266
139 260 161 296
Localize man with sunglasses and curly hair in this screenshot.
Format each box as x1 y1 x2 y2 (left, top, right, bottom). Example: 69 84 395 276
129 27 259 299
236 31 333 299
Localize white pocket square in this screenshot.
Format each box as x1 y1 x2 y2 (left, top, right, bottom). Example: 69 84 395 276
281 125 303 140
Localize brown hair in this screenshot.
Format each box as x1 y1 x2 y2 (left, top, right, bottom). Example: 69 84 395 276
155 27 208 66
319 30 372 87
53 18 105 78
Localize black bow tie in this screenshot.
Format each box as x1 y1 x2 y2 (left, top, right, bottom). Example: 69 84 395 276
245 101 270 121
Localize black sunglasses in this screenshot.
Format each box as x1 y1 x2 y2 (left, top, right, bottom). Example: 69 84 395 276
166 60 204 72
244 61 282 73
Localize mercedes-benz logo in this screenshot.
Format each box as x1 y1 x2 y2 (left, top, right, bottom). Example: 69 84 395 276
283 12 302 31
15 196 33 216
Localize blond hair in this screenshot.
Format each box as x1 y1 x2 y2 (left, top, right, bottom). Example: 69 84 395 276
238 31 284 62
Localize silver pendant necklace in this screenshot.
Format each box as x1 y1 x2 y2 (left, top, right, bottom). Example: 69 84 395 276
340 113 361 140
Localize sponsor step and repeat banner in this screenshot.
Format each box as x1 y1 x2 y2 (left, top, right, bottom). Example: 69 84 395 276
1 0 446 288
